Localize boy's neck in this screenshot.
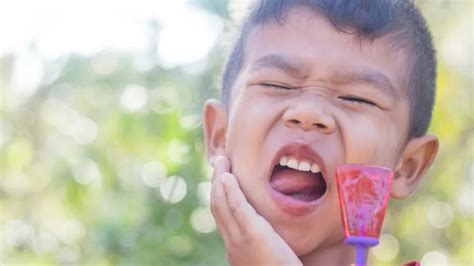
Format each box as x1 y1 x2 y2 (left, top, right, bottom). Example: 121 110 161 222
298 241 356 266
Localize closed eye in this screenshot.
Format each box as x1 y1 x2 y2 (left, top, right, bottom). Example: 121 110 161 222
339 96 376 106
260 83 294 90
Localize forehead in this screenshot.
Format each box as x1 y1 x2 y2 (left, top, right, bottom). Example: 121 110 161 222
241 7 409 95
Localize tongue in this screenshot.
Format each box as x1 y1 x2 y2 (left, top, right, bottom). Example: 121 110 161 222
270 168 324 199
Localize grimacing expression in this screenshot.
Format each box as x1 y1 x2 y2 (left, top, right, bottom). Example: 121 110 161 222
218 8 412 255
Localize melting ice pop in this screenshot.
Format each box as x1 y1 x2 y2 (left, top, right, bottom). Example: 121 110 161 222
336 164 394 266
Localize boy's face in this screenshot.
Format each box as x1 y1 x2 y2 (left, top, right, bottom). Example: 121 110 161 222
215 8 412 254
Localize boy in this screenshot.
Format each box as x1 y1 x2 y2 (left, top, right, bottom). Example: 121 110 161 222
203 0 439 265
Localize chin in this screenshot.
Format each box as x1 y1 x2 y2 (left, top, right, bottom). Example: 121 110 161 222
288 236 323 256
273 224 324 255
274 221 345 257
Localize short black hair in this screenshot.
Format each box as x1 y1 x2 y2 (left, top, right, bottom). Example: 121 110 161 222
221 0 436 138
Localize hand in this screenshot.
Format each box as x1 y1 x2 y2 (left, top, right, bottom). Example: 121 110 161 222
210 156 302 266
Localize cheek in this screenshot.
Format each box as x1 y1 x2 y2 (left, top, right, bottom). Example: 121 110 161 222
342 114 403 167
225 95 276 178
373 123 404 166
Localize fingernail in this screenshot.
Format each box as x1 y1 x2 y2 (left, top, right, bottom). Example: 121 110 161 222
213 156 224 168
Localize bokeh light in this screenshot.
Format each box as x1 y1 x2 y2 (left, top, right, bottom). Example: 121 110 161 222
190 207 216 234
2 170 32 196
141 161 167 188
158 176 187 203
10 50 44 105
70 116 98 145
427 201 455 229
371 234 400 262
71 158 102 186
156 4 223 68
456 185 474 217
3 219 34 248
167 139 190 164
33 229 59 255
421 250 449 266
120 84 148 112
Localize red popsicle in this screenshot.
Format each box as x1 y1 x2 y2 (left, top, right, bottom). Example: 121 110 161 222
336 164 394 266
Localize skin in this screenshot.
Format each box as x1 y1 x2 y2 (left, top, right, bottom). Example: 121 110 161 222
204 7 438 266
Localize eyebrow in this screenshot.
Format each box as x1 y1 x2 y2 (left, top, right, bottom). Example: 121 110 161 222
331 69 400 100
250 54 309 79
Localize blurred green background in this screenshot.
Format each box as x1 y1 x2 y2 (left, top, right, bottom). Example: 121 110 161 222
0 0 472 265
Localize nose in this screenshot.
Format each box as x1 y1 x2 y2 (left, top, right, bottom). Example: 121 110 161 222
282 98 335 134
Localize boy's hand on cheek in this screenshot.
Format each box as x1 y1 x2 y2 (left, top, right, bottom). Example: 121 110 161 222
211 156 302 266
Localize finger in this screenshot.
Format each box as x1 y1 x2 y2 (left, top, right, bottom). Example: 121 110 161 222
210 170 241 242
210 155 233 231
212 204 230 244
210 177 231 240
210 156 228 228
221 173 262 235
212 198 235 249
212 155 230 182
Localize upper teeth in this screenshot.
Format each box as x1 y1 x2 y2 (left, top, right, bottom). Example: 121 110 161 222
279 156 321 173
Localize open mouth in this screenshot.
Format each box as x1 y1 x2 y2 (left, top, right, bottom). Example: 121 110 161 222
270 156 327 202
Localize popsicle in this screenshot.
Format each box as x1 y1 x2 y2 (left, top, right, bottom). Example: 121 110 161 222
335 164 394 266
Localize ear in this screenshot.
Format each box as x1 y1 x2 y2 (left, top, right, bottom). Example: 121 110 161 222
391 134 439 199
203 99 227 165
